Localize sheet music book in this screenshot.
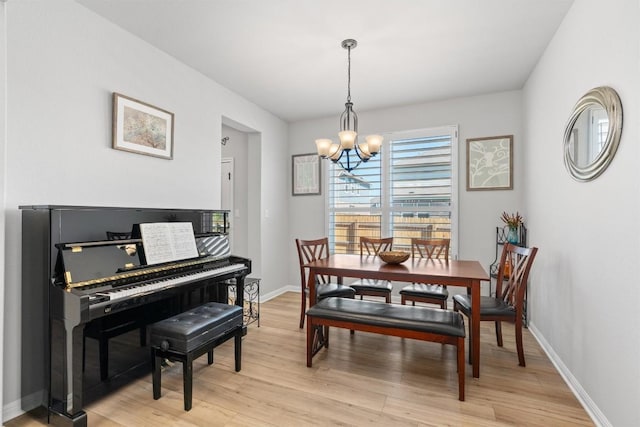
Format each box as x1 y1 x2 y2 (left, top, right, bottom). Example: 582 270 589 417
138 222 199 265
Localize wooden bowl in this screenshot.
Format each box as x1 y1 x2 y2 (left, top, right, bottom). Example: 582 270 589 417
379 251 410 264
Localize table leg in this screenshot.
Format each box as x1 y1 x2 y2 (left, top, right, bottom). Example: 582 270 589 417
471 279 480 378
307 269 317 307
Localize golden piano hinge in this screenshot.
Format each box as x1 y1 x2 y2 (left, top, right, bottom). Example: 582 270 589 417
62 255 220 289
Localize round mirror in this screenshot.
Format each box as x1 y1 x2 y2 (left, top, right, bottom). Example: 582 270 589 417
563 86 622 181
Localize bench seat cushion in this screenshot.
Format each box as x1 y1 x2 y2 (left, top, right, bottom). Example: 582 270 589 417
315 283 356 299
307 297 465 338
349 279 393 293
149 302 243 353
453 294 515 318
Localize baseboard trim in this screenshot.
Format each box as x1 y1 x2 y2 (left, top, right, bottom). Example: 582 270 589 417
261 285 298 303
528 322 610 427
4 389 43 423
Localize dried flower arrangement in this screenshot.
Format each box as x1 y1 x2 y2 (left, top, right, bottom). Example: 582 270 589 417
501 211 523 229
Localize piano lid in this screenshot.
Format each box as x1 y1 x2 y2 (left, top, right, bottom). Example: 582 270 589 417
55 240 144 288
54 234 232 289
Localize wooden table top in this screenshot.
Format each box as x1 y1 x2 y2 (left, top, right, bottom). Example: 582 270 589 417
304 254 489 285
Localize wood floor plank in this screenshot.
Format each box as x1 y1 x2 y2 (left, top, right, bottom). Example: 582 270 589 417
6 292 593 426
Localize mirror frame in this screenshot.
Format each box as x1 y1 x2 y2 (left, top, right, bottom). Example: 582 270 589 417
563 86 623 182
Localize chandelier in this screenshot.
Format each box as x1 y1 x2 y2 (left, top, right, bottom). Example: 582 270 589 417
315 39 383 173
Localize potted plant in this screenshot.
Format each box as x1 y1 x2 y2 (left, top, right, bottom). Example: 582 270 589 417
500 211 523 244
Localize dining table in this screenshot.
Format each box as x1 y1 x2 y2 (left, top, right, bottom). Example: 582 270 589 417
305 253 490 378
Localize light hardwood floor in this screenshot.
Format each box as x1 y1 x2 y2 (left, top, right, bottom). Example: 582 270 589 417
7 292 593 426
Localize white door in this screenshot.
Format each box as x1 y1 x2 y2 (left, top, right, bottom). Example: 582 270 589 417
221 158 234 249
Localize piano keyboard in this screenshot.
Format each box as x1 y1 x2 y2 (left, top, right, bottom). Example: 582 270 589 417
93 263 247 302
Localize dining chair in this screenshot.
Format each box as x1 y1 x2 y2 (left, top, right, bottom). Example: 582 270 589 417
106 231 132 240
349 237 394 303
399 238 450 309
453 243 538 366
295 237 356 329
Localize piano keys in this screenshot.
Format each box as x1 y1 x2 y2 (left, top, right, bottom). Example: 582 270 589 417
91 261 246 305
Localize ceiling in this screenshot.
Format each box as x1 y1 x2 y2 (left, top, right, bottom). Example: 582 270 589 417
77 0 573 123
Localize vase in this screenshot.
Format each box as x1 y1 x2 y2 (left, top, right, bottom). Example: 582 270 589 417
507 226 519 244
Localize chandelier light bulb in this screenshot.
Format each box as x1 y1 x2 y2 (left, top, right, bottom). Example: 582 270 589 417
358 142 371 159
365 134 383 154
338 130 357 150
329 143 342 160
315 138 333 158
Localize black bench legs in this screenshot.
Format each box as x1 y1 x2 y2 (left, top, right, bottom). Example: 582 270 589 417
149 302 244 411
151 327 242 410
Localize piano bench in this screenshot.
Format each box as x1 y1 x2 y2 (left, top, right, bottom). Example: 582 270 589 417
149 302 244 411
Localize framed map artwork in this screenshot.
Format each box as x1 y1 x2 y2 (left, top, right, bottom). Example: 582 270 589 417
292 153 321 196
466 135 513 190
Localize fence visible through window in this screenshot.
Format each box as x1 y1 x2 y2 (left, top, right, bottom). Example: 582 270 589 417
327 126 457 256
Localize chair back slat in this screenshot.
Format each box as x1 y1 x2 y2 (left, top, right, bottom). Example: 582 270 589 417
411 238 450 260
106 231 132 240
496 243 538 312
360 236 393 256
409 238 450 286
295 237 332 288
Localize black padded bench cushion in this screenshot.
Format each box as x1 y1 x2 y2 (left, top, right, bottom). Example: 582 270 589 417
149 302 242 353
307 297 465 338
453 294 515 317
399 283 448 299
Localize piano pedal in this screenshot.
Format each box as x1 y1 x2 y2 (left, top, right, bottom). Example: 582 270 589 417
161 358 174 369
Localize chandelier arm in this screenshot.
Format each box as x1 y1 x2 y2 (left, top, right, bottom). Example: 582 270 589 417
338 157 362 173
331 149 345 164
353 146 368 162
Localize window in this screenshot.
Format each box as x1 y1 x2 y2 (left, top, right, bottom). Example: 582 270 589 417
327 126 458 257
590 108 608 159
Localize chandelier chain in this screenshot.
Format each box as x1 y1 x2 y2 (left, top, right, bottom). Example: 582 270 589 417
346 44 351 103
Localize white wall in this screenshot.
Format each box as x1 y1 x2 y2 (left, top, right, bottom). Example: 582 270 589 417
3 0 289 419
523 0 639 425
288 91 523 294
0 2 7 424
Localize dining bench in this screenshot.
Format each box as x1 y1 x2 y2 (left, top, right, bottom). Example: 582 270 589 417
306 297 466 400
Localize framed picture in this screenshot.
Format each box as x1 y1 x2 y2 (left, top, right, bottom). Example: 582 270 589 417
466 135 513 190
292 153 321 196
112 92 174 159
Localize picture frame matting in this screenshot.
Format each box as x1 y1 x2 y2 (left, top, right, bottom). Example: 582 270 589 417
292 153 321 196
112 92 174 159
466 135 513 190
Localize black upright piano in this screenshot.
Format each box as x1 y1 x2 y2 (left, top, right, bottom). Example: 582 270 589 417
20 206 250 427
